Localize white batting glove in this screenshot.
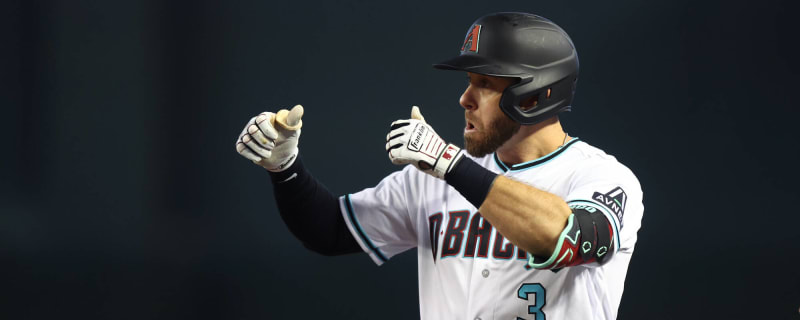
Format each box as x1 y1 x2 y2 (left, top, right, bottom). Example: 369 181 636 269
386 106 464 179
236 104 304 172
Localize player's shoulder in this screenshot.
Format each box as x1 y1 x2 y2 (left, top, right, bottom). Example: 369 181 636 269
390 164 445 186
567 139 618 162
374 164 421 187
392 164 426 180
567 140 641 188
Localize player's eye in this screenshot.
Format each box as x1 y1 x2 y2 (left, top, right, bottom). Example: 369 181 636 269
466 75 490 89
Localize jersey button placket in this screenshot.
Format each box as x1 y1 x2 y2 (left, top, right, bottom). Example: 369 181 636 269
481 269 489 278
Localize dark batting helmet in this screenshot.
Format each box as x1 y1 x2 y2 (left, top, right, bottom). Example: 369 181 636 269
434 12 579 125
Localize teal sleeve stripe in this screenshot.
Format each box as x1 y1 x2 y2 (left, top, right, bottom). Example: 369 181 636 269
567 199 621 249
527 214 577 269
344 194 388 263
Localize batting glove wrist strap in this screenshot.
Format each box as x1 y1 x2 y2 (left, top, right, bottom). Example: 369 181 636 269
432 144 464 178
268 155 305 185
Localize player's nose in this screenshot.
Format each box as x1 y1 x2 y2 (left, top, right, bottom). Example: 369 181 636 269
459 85 477 111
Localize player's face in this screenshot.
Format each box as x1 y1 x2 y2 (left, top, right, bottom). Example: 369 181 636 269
459 73 520 157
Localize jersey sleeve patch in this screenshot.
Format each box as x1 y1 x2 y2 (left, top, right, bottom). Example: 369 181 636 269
592 186 627 228
340 194 389 265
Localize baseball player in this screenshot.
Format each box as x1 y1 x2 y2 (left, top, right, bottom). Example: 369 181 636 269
236 12 643 320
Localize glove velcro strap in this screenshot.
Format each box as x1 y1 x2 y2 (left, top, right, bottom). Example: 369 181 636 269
266 149 298 172
432 144 463 179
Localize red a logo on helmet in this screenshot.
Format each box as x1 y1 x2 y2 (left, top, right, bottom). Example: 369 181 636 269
460 25 481 53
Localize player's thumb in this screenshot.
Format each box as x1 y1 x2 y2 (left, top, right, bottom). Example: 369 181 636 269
286 104 304 126
274 104 304 131
411 105 426 123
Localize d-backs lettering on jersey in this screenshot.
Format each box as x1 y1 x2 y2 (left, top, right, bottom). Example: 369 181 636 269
429 210 529 262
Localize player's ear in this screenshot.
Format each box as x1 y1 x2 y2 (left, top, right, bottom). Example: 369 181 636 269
520 88 551 111
520 95 538 111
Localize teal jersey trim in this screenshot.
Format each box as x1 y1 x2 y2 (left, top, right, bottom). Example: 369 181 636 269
344 194 388 263
493 138 580 173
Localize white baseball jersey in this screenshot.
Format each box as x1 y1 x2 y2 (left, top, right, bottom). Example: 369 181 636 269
339 138 643 320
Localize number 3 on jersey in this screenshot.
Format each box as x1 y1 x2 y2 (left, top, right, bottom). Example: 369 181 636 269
517 283 546 320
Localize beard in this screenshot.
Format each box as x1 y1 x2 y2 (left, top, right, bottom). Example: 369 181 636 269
463 114 520 157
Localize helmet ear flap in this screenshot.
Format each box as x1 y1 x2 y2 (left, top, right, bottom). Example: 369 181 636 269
500 75 577 125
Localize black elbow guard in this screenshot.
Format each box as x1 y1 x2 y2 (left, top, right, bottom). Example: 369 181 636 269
572 205 614 264
527 205 616 270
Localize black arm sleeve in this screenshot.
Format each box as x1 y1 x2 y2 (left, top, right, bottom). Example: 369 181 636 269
268 157 361 256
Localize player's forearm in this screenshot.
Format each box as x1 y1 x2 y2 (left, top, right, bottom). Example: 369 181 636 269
445 157 570 257
478 175 571 257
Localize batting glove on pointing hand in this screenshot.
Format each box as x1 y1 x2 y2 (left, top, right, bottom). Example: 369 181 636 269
236 104 303 172
386 106 464 179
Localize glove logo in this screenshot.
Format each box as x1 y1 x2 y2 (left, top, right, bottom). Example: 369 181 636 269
442 145 458 160
460 24 482 53
592 187 627 227
276 154 296 171
409 123 427 152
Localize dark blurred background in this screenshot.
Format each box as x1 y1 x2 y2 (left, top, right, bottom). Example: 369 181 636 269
2 0 799 319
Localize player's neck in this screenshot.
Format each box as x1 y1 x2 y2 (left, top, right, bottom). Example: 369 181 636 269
495 116 570 165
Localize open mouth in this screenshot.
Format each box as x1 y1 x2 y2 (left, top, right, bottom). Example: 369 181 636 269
465 121 476 132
